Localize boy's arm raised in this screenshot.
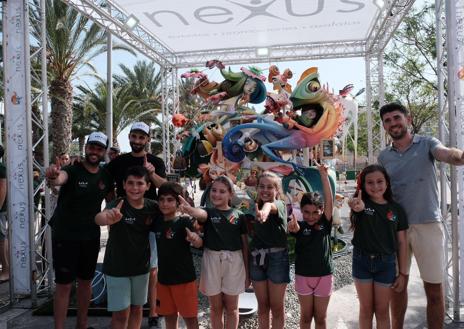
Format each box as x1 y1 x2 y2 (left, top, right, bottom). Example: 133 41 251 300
95 200 124 226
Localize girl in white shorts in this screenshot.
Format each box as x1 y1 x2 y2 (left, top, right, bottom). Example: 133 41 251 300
180 176 249 329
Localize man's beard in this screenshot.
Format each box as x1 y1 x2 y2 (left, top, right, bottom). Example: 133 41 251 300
85 153 103 166
389 125 408 140
130 142 146 153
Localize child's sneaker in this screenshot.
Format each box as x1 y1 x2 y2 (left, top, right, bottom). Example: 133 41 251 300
148 316 161 328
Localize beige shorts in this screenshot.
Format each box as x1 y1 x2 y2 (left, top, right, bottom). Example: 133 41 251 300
406 222 445 284
199 248 246 296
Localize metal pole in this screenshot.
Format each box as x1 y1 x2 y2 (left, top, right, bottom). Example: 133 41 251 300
377 51 386 149
365 55 374 164
161 67 168 166
444 0 460 319
41 0 54 295
106 2 113 146
435 0 450 310
24 0 37 307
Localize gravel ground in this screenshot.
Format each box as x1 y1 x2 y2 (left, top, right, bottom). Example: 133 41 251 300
193 245 353 329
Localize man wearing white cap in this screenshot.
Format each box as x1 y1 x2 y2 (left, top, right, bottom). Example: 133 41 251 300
106 122 166 200
45 132 113 329
106 122 166 328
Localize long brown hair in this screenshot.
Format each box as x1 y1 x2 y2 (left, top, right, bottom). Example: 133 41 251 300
350 164 393 230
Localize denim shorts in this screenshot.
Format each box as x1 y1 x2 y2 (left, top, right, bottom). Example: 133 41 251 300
249 248 290 284
352 247 396 286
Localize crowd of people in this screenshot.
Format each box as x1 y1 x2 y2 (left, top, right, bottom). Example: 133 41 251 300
38 101 464 329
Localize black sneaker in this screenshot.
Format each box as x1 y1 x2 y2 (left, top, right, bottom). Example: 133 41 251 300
148 316 160 329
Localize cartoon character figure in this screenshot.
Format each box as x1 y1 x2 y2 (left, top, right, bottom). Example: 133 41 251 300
222 67 343 166
208 64 267 113
268 65 293 95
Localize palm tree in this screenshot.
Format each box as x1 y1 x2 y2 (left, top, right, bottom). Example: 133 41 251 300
114 60 161 101
178 77 206 120
29 0 133 157
74 79 161 146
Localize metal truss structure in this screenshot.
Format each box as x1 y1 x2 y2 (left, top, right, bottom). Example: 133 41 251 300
434 0 455 318
160 67 179 170
365 53 386 164
60 0 176 67
27 0 53 304
445 0 464 321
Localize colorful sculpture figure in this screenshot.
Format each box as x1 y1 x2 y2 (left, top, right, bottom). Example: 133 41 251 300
209 65 267 113
222 67 343 166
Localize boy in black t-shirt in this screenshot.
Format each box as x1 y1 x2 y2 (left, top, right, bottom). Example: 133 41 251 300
154 182 202 329
95 166 159 329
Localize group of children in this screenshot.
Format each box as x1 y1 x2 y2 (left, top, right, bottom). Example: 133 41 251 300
96 162 408 329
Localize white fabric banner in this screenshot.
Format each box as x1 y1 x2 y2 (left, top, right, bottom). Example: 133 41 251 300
4 0 32 294
115 0 381 52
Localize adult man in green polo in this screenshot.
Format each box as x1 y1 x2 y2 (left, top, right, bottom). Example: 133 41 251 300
46 132 113 329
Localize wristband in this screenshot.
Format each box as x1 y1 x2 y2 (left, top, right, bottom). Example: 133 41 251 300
399 272 408 277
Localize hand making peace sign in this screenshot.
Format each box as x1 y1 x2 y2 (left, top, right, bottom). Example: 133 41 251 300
348 190 365 213
106 199 124 225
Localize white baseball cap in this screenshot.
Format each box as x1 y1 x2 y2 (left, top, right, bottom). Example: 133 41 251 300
130 122 150 136
86 132 109 148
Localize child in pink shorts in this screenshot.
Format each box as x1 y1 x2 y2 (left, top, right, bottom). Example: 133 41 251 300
288 161 334 328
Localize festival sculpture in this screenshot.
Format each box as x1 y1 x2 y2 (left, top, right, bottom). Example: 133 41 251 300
221 67 344 166
174 61 350 206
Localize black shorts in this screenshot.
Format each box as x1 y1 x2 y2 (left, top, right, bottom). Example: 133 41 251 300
52 238 100 284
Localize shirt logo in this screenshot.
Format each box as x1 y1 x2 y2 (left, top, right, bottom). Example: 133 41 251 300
387 210 397 221
364 207 375 216
228 214 239 225
302 228 312 236
165 227 174 239
210 216 222 224
124 217 136 224
78 181 88 188
98 180 106 190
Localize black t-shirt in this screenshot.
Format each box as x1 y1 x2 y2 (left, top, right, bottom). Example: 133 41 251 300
153 216 196 285
249 200 288 250
103 198 159 277
106 153 166 200
351 199 409 254
203 208 247 251
292 214 333 276
50 163 113 240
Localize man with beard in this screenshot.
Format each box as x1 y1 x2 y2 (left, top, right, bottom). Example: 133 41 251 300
106 122 166 328
46 132 113 329
106 122 166 200
378 103 464 329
